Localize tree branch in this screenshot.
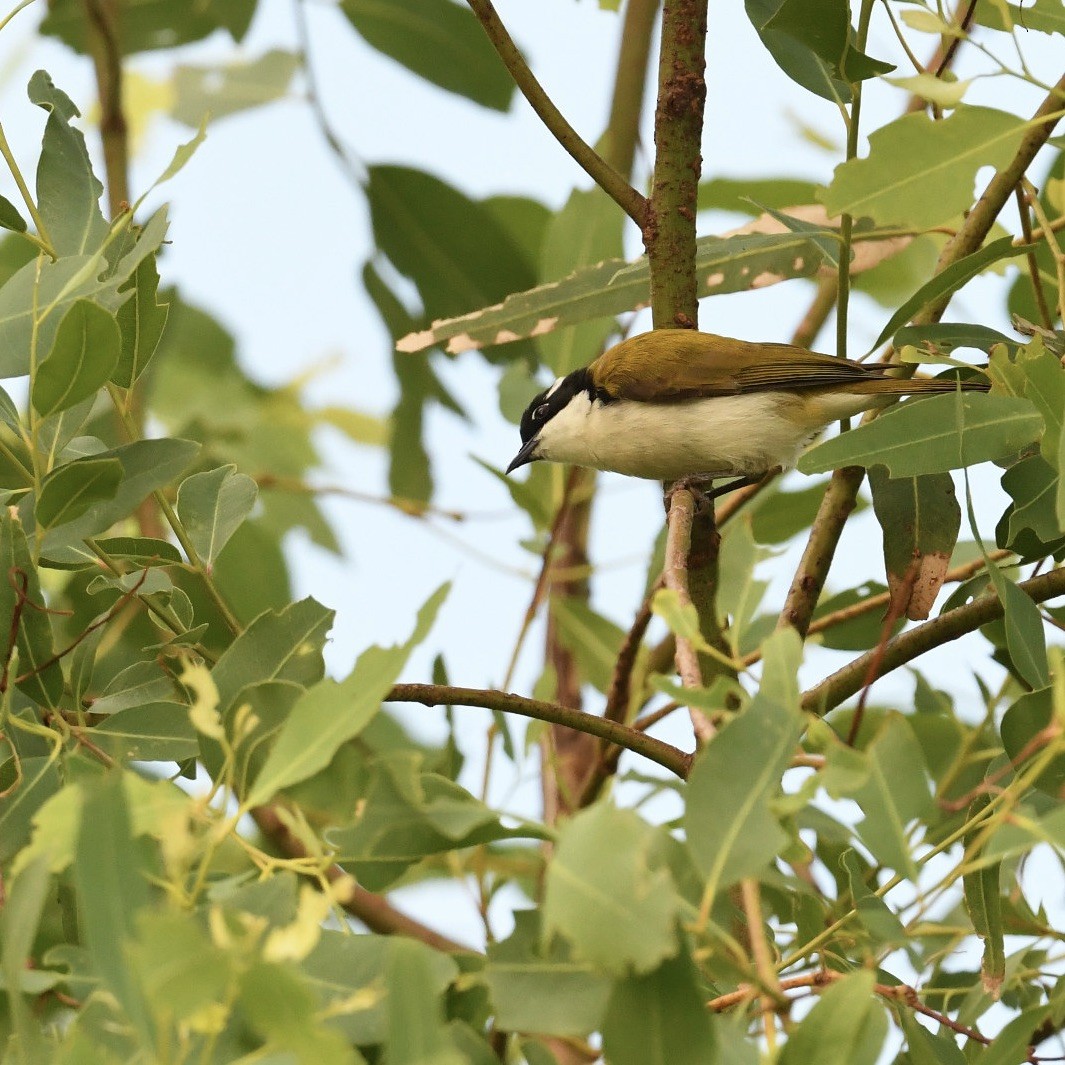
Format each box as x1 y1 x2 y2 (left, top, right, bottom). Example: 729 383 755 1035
82 0 129 216
663 490 716 743
802 567 1065 714
388 683 692 779
465 0 647 226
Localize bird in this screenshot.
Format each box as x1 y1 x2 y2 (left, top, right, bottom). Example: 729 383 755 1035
506 329 988 488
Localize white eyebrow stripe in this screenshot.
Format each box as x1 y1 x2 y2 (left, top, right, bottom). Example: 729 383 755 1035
545 378 564 398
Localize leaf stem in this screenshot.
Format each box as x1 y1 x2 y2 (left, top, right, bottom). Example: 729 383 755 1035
0 121 55 258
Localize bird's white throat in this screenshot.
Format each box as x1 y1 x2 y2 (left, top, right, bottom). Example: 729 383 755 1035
533 390 866 482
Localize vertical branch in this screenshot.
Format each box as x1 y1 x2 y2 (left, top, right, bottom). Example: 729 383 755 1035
83 0 129 215
643 0 728 707
645 0 707 331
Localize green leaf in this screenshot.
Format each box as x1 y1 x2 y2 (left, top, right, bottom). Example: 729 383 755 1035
304 932 457 1045
684 636 804 895
852 714 934 877
32 299 121 416
871 237 1025 351
367 166 536 324
981 1006 1051 1065
396 229 831 354
0 194 27 234
821 108 1027 228
799 393 1042 477
536 187 622 375
1 856 52 1062
841 849 906 946
893 323 1018 356
204 597 334 776
543 806 680 975
329 751 546 890
385 939 465 1065
746 0 851 103
0 758 61 865
92 703 198 763
869 467 960 619
42 0 253 54
601 948 716 1065
963 800 1004 996
1001 455 1063 548
35 457 122 530
28 70 108 256
176 464 258 567
113 254 169 387
74 775 155 1049
764 0 893 82
778 971 886 1065
129 910 234 1024
341 0 514 111
550 598 628 692
40 438 200 559
997 576 1050 688
0 510 63 706
698 176 820 214
899 1012 967 1065
1001 688 1065 796
245 584 447 805
172 49 300 127
484 910 610 1037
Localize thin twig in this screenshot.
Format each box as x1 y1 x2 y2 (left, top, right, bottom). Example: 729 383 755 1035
388 682 692 779
464 0 647 226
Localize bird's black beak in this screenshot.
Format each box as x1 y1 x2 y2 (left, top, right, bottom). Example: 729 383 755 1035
506 437 540 475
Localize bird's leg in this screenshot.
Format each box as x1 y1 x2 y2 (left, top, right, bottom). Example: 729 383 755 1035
662 476 716 513
704 472 769 501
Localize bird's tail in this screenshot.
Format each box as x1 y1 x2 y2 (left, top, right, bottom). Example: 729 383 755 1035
837 372 989 395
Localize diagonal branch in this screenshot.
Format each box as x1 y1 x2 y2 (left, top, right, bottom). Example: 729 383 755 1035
465 0 647 226
388 682 692 779
801 567 1065 714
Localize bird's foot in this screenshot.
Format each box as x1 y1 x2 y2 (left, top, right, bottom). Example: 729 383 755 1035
662 471 775 513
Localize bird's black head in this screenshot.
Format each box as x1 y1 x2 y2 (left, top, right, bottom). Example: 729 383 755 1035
507 367 610 474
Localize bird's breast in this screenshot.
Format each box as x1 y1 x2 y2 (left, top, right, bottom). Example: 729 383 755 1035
539 392 829 481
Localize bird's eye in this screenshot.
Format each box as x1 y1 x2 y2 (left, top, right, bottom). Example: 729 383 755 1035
533 403 550 421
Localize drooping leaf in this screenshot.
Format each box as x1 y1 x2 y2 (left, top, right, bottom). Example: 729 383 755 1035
778 971 886 1065
869 467 960 620
684 630 804 894
0 194 27 234
0 510 63 706
851 714 934 877
341 0 515 111
74 776 155 1049
484 910 610 1037
601 948 717 1065
962 798 1005 997
763 0 893 82
383 939 464 1065
745 0 851 103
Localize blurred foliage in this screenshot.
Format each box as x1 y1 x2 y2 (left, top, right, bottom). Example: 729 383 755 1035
0 1 1064 1064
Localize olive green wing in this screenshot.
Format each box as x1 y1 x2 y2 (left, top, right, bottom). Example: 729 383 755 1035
593 329 881 402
